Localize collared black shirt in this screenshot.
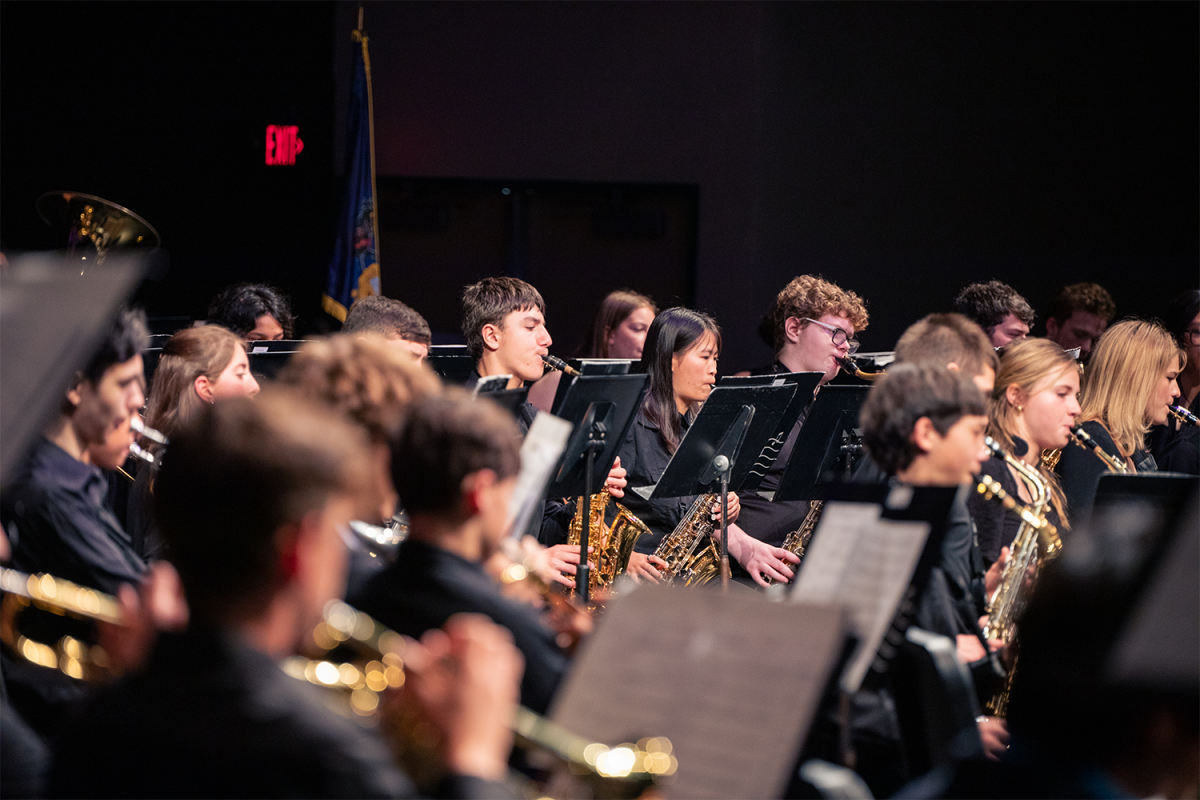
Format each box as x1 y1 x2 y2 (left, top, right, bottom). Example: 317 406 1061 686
615 409 699 555
3 436 146 595
352 539 567 715
49 627 509 799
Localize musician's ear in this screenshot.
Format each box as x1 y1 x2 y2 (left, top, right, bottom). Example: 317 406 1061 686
910 416 938 456
275 521 302 581
480 322 502 353
784 316 805 345
460 469 498 517
1005 383 1026 411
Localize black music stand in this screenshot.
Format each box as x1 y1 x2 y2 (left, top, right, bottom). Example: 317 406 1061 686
549 359 634 415
476 383 530 419
426 344 474 385
773 385 870 503
718 371 824 493
543 373 650 603
646 382 798 590
246 340 306 382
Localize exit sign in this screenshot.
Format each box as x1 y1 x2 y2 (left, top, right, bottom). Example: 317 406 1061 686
265 125 303 166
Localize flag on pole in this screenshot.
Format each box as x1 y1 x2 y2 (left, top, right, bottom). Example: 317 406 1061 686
323 23 380 322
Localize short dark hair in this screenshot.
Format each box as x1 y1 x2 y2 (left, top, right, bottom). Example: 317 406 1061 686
859 364 986 474
637 307 722 454
342 296 431 346
1047 282 1116 324
953 280 1035 336
82 307 149 385
461 277 546 361
893 313 999 378
1162 288 1200 350
154 389 373 621
390 388 521 515
207 283 295 338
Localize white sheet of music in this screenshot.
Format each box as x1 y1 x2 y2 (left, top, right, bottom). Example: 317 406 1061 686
789 500 930 691
548 585 844 800
506 411 572 538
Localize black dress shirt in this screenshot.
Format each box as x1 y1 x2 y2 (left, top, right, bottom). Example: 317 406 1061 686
48 627 509 799
3 437 147 595
615 410 699 555
352 539 567 715
1055 419 1155 521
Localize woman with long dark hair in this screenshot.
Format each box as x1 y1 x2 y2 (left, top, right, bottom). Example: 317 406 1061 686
616 307 800 586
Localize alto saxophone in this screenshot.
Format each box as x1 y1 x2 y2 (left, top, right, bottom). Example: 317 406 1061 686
652 493 722 587
764 500 823 586
566 493 651 596
978 437 1061 717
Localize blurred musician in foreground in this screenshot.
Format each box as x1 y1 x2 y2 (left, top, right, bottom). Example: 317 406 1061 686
342 295 433 362
894 313 998 395
50 390 520 798
1043 282 1116 361
126 325 262 560
276 336 442 596
206 281 295 341
1056 319 1183 518
953 280 1035 348
969 338 1078 565
736 276 870 568
858 365 1010 773
619 308 798 585
355 389 568 715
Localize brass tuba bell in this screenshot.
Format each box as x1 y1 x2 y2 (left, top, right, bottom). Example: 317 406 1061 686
37 191 160 273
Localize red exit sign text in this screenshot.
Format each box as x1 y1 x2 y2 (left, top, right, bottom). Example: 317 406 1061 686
265 125 304 166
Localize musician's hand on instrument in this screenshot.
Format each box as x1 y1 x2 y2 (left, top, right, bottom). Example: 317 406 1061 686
710 492 740 523
976 715 1010 761
985 548 1008 598
97 561 188 677
727 525 798 587
541 543 595 588
625 552 667 584
403 614 521 781
956 634 987 664
604 457 627 499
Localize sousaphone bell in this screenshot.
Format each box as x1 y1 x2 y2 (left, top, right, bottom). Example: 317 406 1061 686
37 191 160 272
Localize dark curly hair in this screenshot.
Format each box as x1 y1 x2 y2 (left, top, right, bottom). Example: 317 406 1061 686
207 283 295 338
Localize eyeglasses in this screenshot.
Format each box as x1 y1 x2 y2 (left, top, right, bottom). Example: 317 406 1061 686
1186 328 1200 345
803 318 860 354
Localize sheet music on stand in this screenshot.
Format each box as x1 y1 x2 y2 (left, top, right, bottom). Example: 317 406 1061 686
789 497 931 692
506 412 573 539
548 585 846 800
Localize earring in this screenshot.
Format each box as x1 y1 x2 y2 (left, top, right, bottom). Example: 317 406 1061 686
1016 404 1024 413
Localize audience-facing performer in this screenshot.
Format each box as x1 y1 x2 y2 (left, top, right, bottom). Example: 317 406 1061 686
969 338 1079 566
343 295 433 361
355 389 568 715
851 365 1007 793
618 307 799 585
1056 319 1183 518
50 390 521 798
127 325 261 559
207 282 295 341
735 276 870 565
581 289 658 360
1043 282 1116 360
953 280 1035 348
1148 289 1199 474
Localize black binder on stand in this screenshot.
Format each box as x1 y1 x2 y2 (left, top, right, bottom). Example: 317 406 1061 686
644 382 798 589
542 373 650 603
718 371 824 494
773 385 871 503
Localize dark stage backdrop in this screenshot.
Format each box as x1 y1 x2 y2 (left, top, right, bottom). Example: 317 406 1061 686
3 2 1196 366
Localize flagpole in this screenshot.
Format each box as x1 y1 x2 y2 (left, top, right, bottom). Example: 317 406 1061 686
354 5 380 288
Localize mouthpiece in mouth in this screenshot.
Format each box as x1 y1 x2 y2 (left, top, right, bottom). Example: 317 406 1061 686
541 354 581 376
